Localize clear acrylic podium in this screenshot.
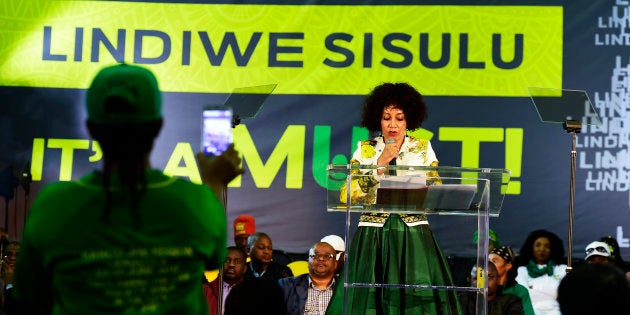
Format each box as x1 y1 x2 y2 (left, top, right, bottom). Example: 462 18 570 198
327 164 510 315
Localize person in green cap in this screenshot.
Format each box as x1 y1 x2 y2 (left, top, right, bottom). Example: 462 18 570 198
13 63 244 314
473 229 500 253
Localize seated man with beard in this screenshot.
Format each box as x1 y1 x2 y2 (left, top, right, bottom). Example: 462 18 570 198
203 247 248 315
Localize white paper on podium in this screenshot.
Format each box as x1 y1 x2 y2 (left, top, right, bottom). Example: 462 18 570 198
378 174 427 189
375 175 428 210
423 184 477 210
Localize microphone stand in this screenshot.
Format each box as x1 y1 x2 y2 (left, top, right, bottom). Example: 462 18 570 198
216 116 241 315
20 161 32 230
12 185 17 239
388 159 397 176
386 137 397 176
563 120 581 273
216 185 227 315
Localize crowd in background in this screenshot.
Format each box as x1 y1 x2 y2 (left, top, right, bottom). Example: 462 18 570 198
198 216 630 315
3 218 630 315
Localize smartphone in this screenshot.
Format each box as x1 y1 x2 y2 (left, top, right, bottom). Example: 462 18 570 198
201 106 233 157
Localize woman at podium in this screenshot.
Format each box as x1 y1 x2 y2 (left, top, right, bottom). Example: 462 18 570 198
326 83 462 314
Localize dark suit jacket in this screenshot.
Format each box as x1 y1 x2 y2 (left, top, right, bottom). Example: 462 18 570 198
278 274 337 315
203 278 244 315
460 291 524 315
278 274 309 315
244 261 293 282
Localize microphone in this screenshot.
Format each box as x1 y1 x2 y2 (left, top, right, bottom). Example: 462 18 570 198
385 138 396 175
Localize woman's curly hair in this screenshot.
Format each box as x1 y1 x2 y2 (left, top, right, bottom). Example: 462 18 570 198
360 82 428 132
518 229 565 266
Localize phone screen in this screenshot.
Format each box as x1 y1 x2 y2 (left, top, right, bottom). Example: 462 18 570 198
202 106 233 157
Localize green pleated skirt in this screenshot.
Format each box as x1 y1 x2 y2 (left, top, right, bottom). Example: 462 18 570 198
326 214 462 315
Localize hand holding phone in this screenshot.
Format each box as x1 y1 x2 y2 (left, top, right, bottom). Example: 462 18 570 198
197 145 244 198
202 106 233 157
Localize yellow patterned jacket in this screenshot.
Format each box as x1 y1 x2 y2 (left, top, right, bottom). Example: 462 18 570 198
340 136 439 227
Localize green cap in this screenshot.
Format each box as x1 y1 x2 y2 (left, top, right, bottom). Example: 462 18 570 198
86 63 162 124
472 229 499 248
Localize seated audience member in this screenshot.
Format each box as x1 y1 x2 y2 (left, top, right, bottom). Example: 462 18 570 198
584 240 613 264
458 229 499 286
203 247 248 315
1 241 19 314
557 263 630 315
489 246 535 315
460 261 524 315
515 229 566 315
279 242 338 315
599 235 630 280
473 229 500 253
244 232 293 281
224 277 287 315
233 215 255 256
320 235 345 276
204 216 253 283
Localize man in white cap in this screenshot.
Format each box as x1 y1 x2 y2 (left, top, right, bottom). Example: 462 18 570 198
585 241 613 264
320 235 345 276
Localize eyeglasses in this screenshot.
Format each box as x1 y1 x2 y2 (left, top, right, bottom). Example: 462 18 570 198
586 246 608 255
309 253 335 261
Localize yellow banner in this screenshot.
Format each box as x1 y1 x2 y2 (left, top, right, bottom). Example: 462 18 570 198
0 1 562 96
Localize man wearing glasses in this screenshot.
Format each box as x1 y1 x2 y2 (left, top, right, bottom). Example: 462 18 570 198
278 242 338 315
320 235 345 277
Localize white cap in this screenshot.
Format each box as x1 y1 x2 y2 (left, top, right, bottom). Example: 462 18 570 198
321 235 345 260
585 241 611 261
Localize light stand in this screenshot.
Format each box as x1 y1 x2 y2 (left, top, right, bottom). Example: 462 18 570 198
529 88 601 274
563 119 581 273
216 113 236 315
216 184 227 315
213 84 275 315
20 161 32 227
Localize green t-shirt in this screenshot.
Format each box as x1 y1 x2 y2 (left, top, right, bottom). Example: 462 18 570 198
14 170 227 315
